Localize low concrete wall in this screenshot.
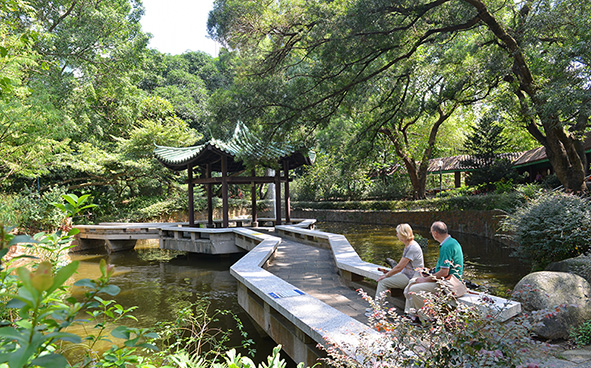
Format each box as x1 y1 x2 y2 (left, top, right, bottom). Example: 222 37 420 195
291 208 507 241
229 223 380 367
276 224 521 322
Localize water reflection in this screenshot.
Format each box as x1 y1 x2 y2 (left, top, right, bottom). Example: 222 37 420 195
315 222 530 292
69 241 278 364
68 223 529 366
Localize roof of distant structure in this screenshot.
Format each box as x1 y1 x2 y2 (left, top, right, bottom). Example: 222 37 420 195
154 122 315 172
427 134 591 173
427 153 521 173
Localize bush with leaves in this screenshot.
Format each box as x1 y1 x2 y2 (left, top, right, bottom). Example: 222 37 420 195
570 319 591 347
320 286 559 368
0 252 157 367
0 186 67 232
152 301 254 364
501 192 591 270
364 174 412 200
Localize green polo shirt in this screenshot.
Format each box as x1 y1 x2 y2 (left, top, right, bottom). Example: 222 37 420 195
435 236 464 278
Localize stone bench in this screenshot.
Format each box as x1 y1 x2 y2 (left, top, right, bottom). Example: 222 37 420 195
276 224 521 322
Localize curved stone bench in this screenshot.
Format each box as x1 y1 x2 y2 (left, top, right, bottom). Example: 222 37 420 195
229 226 381 366
276 224 521 322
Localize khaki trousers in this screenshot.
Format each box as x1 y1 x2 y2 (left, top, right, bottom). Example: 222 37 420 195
404 280 439 316
375 273 410 300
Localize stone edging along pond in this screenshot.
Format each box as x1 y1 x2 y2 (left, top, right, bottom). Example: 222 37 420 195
290 208 509 243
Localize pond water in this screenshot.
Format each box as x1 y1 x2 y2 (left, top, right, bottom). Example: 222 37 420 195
68 221 530 364
69 246 278 364
314 222 531 293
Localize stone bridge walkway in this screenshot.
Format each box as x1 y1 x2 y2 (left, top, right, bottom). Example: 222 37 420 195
265 235 372 323
265 232 591 367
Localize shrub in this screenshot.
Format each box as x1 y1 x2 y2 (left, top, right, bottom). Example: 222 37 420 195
0 186 67 232
364 175 412 200
0 224 306 368
501 193 591 270
320 287 559 368
570 320 591 347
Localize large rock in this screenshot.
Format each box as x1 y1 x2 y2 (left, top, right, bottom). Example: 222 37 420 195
513 271 591 340
546 254 591 285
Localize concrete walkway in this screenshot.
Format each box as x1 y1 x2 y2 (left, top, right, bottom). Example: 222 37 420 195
265 234 591 367
265 236 370 323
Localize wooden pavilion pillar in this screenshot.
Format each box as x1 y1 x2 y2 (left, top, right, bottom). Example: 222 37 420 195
206 164 213 228
283 161 291 224
187 164 195 227
454 171 461 188
251 169 258 227
221 155 229 228
275 168 282 225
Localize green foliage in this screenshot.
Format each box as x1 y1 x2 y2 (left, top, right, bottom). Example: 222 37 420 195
501 193 591 270
364 175 412 200
462 116 510 162
138 51 230 131
293 187 536 213
209 0 591 192
167 345 304 368
461 116 519 188
32 228 79 268
51 194 97 222
154 302 245 364
0 187 67 232
0 0 39 99
292 152 371 201
570 320 591 347
540 174 562 190
0 224 304 368
0 231 158 368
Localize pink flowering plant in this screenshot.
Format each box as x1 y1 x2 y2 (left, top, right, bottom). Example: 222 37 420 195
319 283 562 368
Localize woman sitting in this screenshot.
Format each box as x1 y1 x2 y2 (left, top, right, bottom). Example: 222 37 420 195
375 223 425 300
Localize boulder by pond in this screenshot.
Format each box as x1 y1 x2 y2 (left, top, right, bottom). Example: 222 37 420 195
546 253 591 285
513 271 591 340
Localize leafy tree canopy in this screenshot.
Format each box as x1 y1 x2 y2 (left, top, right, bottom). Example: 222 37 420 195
208 0 591 193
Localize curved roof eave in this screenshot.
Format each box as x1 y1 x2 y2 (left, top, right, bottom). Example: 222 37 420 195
154 145 314 173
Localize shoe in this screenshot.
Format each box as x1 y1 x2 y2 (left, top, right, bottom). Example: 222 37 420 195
407 314 422 326
386 257 397 268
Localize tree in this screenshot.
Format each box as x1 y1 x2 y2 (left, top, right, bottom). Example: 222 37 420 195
460 115 517 187
138 51 218 131
208 0 591 193
1 0 150 187
208 0 499 198
465 0 591 193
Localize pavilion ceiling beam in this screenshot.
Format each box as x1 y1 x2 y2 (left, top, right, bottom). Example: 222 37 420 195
190 176 292 185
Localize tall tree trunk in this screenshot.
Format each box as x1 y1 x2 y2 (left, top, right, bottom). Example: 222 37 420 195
379 105 454 199
465 0 588 192
543 124 587 192
380 128 426 199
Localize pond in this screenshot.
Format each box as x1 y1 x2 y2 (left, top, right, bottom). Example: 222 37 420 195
314 222 531 293
69 245 278 365
68 221 530 364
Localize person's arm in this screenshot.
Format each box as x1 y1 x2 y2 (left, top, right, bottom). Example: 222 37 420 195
377 257 410 281
415 268 448 283
432 267 449 279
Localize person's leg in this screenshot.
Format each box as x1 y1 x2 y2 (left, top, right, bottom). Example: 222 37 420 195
404 281 438 316
375 273 410 300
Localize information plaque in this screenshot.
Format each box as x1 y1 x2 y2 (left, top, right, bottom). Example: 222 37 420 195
269 289 305 299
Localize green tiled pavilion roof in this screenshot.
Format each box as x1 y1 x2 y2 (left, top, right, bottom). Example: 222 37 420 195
154 122 314 172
